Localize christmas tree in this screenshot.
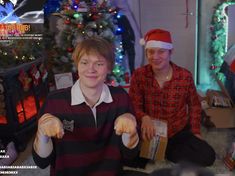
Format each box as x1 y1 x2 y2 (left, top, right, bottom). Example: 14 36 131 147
209 0 235 82
45 0 128 86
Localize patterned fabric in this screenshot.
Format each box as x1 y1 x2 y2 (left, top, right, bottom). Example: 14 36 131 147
224 153 235 171
129 62 201 137
32 86 138 176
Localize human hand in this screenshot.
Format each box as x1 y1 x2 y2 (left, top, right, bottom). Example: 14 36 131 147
114 113 137 135
114 113 139 149
141 115 155 141
38 113 64 139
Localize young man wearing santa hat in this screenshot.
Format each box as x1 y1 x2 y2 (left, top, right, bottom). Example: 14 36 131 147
129 29 215 166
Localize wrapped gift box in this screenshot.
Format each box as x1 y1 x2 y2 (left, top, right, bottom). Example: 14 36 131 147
140 119 168 161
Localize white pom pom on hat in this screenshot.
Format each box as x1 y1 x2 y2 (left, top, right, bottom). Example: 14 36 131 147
140 29 173 50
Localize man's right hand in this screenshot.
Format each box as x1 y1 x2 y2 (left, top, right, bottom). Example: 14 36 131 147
34 113 64 158
141 115 155 141
38 113 64 139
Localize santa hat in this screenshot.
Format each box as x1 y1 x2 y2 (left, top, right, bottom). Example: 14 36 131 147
140 29 173 49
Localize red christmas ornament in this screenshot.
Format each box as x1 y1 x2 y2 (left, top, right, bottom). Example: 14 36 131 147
63 4 70 10
77 24 84 29
92 15 100 20
124 72 130 84
90 7 97 13
210 65 217 70
64 19 71 24
67 47 74 52
74 0 79 4
111 80 115 86
99 1 107 8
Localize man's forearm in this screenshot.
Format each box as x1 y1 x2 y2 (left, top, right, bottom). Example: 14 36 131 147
33 130 53 158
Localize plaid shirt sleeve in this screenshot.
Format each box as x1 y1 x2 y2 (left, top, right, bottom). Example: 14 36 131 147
187 73 202 135
129 70 147 122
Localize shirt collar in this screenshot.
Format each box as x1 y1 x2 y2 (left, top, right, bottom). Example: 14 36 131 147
146 61 178 79
71 79 113 106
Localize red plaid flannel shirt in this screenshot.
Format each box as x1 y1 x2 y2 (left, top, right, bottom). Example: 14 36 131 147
129 62 201 137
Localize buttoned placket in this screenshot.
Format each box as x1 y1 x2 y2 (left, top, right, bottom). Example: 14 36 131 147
71 80 113 128
88 103 98 127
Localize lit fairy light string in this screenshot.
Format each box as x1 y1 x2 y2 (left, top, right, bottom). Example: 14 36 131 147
44 0 128 84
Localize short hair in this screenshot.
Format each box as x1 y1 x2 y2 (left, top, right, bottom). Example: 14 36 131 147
72 37 115 70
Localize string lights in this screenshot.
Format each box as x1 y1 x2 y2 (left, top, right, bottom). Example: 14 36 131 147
45 0 127 85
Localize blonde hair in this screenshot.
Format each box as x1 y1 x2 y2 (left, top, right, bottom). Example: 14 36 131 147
72 37 115 70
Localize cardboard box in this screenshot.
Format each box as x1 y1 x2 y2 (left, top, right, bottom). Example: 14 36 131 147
140 120 168 161
206 89 233 108
204 107 235 128
204 77 235 128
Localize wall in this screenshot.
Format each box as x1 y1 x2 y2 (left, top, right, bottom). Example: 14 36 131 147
131 0 198 79
126 0 141 28
126 0 144 68
228 5 235 49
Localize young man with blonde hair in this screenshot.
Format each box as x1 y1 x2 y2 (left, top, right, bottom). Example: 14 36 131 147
33 37 139 176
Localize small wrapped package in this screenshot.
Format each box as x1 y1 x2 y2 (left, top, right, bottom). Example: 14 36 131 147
140 119 168 161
